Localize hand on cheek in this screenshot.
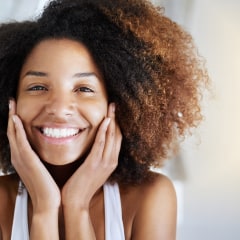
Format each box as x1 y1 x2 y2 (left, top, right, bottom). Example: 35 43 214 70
62 102 122 210
7 99 61 213
7 99 122 212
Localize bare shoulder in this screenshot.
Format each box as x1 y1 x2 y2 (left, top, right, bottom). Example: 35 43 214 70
143 172 176 202
136 173 177 216
139 172 176 193
130 173 177 240
0 174 18 238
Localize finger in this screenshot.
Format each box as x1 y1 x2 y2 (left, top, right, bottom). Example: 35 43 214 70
10 113 40 172
112 124 122 162
87 117 111 163
7 100 19 163
12 114 30 150
108 103 122 164
9 98 16 115
102 103 116 163
11 114 55 187
7 99 17 141
8 100 34 155
107 102 116 119
9 115 30 169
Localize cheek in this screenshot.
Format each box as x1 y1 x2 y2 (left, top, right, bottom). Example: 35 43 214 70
16 98 37 124
87 102 108 127
16 98 27 119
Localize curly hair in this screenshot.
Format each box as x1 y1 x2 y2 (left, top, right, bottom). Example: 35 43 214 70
0 0 208 185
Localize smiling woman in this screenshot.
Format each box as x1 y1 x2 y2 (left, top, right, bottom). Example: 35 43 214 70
0 0 208 239
17 39 108 167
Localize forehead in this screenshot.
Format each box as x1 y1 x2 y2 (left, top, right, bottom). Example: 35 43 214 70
20 38 102 77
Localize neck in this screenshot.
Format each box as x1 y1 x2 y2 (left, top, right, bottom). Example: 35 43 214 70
43 159 83 189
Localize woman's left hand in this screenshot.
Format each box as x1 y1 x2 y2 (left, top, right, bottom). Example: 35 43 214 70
61 102 122 210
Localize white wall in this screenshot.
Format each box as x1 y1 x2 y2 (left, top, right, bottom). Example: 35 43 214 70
159 0 240 239
0 0 49 22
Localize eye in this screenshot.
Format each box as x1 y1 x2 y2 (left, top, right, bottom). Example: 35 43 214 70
27 85 48 91
76 87 94 93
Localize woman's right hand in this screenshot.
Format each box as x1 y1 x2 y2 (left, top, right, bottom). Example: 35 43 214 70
8 99 60 239
7 99 61 214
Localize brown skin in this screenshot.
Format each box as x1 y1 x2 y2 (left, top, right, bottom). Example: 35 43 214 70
0 175 18 240
0 173 176 240
0 39 177 239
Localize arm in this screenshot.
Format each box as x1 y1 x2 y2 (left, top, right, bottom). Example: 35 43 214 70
30 210 59 240
132 174 177 240
0 175 18 240
7 100 60 240
62 103 122 239
0 181 7 240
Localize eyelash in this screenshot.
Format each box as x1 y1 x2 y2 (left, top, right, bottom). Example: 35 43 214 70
76 87 94 93
27 85 48 91
26 86 94 93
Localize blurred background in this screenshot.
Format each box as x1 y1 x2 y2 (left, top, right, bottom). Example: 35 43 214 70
0 0 240 239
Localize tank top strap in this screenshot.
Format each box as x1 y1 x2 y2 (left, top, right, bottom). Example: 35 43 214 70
11 181 124 239
11 181 29 240
103 182 125 240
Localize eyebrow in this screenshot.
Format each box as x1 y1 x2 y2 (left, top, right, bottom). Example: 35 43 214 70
24 71 47 77
73 72 99 79
24 71 99 79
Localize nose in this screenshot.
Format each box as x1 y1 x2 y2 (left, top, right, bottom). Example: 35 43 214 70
45 92 74 118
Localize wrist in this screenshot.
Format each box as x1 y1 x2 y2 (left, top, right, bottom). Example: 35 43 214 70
30 210 59 240
61 188 91 212
32 200 61 215
63 207 96 240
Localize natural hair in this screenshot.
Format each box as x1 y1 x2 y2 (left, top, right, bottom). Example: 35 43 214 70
0 0 208 185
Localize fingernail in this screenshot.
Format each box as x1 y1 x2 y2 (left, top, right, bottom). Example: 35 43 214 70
106 117 111 126
9 100 12 110
12 115 16 123
112 103 116 113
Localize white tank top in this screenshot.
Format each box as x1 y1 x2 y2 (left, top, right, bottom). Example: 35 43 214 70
11 182 125 240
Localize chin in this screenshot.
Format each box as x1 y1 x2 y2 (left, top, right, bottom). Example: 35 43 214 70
39 152 85 167
41 157 84 169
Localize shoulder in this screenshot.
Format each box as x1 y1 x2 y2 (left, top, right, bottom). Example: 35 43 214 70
0 174 18 234
143 172 177 205
121 173 177 240
136 173 177 220
139 172 176 194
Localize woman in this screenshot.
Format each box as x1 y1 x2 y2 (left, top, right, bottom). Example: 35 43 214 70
0 0 208 239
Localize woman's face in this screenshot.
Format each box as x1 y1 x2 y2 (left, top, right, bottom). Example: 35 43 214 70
17 39 108 165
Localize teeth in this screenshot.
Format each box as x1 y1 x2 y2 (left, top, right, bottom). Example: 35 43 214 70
42 128 79 138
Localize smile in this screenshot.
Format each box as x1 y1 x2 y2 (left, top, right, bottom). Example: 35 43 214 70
40 127 80 138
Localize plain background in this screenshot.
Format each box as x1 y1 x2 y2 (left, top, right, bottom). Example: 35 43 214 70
0 0 240 239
